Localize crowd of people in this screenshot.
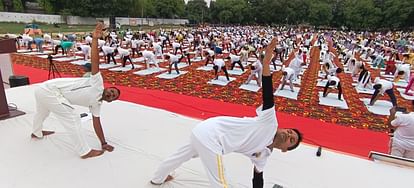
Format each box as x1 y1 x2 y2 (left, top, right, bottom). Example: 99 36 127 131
4 22 414 187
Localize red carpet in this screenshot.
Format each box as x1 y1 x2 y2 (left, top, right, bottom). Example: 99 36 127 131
13 63 389 158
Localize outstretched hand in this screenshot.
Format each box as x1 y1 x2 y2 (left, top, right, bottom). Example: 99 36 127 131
92 22 105 39
263 37 278 66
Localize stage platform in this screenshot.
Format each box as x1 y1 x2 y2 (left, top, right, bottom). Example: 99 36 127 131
1 85 413 188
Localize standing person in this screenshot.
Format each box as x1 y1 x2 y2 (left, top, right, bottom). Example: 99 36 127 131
31 22 120 159
387 107 414 159
139 50 160 70
369 78 397 107
357 66 372 89
280 67 295 92
213 58 230 81
393 64 411 82
204 49 215 66
116 47 134 69
77 45 91 60
33 37 44 53
323 75 343 101
165 53 181 74
226 53 245 72
101 45 117 64
150 38 302 188
245 59 263 87
172 42 182 55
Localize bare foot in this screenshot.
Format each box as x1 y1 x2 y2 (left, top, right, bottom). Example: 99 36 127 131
102 144 114 152
81 149 104 159
150 175 174 185
31 130 55 138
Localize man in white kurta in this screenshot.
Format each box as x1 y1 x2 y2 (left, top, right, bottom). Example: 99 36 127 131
151 38 302 188
388 107 414 159
32 22 119 159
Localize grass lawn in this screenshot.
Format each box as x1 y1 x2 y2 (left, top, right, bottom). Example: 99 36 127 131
0 22 187 35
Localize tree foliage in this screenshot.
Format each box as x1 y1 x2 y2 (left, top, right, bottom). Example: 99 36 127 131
12 0 24 12
30 0 414 29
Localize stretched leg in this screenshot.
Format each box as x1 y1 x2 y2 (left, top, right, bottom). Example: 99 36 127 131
33 87 91 156
192 135 229 188
32 87 52 138
151 141 198 184
174 61 180 74
222 66 230 81
111 54 117 64
106 54 111 64
386 89 398 107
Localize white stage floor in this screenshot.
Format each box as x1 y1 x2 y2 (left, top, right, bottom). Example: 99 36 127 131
1 85 414 188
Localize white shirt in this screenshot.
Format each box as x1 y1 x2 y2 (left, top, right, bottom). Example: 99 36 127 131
117 47 130 57
142 50 157 62
229 54 240 62
374 78 393 95
168 54 179 63
395 64 411 81
213 59 225 67
98 39 106 48
40 72 104 116
391 114 414 150
102 46 115 55
327 75 340 88
85 36 93 44
192 106 277 172
283 67 295 80
79 45 90 55
207 49 215 57
251 60 263 73
172 42 181 48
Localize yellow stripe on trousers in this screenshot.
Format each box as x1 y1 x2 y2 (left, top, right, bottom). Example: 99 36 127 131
216 155 228 188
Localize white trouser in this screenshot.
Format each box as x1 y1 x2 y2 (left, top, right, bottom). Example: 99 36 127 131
246 71 262 86
152 134 230 188
33 87 91 156
390 138 414 160
147 58 160 69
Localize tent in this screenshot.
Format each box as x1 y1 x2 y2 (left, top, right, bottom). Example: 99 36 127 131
24 24 42 35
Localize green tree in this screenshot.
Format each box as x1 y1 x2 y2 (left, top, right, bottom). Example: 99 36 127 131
0 0 4 11
380 0 413 28
344 0 381 30
308 0 333 26
153 0 185 18
185 0 208 24
12 0 24 12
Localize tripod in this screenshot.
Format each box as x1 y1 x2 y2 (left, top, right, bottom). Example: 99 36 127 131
48 54 61 79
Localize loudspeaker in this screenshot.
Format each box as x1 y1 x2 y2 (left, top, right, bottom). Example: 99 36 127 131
9 75 30 88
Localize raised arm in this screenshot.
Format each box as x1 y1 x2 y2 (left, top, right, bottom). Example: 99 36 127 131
262 38 278 111
91 22 104 75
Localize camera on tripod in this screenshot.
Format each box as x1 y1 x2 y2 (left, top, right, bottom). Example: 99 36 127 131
48 54 61 79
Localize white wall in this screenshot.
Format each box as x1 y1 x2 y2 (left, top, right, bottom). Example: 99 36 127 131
0 12 64 24
116 17 189 26
0 12 188 26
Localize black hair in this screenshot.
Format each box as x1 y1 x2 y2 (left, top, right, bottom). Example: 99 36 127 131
250 65 256 70
336 68 343 73
329 80 337 86
77 47 82 51
282 71 288 76
109 87 121 100
398 71 405 75
373 84 382 90
287 129 303 151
